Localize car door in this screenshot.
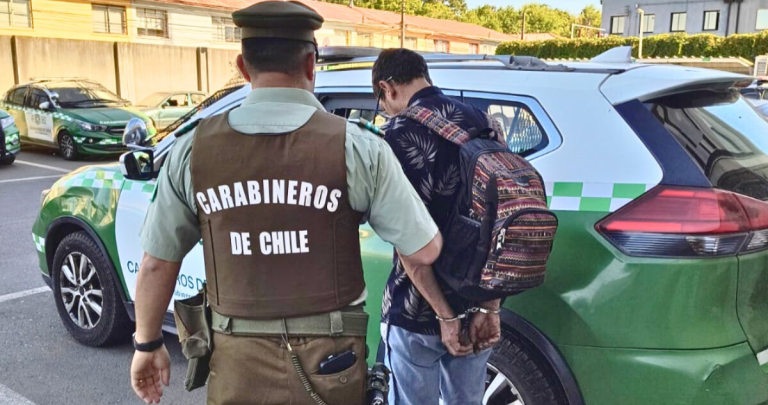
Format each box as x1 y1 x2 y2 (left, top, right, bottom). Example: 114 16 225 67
23 87 56 145
114 97 246 310
157 93 190 128
5 86 29 140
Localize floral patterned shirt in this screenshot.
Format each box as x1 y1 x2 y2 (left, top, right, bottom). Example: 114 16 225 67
381 86 492 335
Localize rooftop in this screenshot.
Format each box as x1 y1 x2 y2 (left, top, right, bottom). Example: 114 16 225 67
146 0 554 43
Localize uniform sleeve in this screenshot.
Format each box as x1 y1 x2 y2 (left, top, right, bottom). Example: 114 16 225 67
139 133 202 262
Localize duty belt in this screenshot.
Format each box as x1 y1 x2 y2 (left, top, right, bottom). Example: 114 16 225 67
211 305 368 337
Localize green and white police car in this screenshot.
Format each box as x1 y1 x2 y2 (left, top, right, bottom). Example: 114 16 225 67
0 108 20 165
1 79 156 160
32 48 768 405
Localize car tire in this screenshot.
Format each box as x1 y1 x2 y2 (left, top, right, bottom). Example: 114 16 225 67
484 323 569 405
51 231 131 346
58 131 79 161
0 155 14 165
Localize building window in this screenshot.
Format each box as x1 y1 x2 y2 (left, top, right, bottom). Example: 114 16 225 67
670 12 686 32
137 8 167 38
404 36 417 49
212 17 240 42
757 9 768 30
610 16 626 35
0 0 31 28
356 33 372 46
92 4 125 34
703 11 719 31
469 43 479 54
641 14 655 33
434 39 449 53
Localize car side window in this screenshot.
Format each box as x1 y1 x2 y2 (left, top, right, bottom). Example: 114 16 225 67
167 94 189 107
191 94 206 105
466 97 550 156
26 88 50 109
10 87 27 106
320 92 462 131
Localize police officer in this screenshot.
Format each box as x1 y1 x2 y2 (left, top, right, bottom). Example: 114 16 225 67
129 2 442 404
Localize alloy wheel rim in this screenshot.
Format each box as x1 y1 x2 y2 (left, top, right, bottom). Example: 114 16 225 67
483 364 525 405
59 252 103 330
60 135 74 158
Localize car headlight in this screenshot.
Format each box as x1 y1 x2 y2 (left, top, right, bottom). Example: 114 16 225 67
1 116 14 129
74 119 107 132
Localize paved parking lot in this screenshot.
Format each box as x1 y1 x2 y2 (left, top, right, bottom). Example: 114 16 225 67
0 149 206 404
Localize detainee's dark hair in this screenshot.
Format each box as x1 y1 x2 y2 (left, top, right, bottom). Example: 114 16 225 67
372 48 431 97
241 38 316 75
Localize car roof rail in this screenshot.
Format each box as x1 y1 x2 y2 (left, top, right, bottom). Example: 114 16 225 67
317 47 383 63
317 47 573 72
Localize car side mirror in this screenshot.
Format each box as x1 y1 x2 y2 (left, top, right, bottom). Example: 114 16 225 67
123 117 148 148
39 101 51 110
120 149 155 181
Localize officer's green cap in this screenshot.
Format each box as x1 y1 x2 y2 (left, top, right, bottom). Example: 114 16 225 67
232 1 324 43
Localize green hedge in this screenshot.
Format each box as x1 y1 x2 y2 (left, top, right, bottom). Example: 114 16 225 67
496 32 768 61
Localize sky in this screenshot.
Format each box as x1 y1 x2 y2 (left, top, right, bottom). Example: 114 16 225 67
463 0 600 13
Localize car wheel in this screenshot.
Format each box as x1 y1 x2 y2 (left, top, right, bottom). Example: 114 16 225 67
58 131 79 161
484 324 569 405
51 231 131 346
0 155 14 165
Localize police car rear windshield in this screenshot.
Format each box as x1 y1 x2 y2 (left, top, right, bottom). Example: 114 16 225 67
649 89 768 200
47 82 129 108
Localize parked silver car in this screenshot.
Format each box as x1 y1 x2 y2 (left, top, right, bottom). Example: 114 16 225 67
137 91 207 129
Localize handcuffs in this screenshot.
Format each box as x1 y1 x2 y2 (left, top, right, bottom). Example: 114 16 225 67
435 307 500 322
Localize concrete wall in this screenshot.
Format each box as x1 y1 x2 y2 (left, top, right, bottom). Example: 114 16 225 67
0 37 14 94
121 43 198 102
15 36 118 92
602 0 768 36
0 36 238 104
205 48 240 94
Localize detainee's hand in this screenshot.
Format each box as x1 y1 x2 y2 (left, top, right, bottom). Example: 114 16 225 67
469 311 501 352
131 346 171 404
439 319 474 357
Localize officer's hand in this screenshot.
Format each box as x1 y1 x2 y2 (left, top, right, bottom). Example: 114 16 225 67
131 345 171 404
439 319 473 357
469 311 501 352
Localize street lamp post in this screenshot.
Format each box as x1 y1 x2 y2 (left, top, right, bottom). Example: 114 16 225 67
637 8 645 59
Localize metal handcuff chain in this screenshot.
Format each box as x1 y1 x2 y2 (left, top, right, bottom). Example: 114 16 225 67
282 319 330 405
435 306 501 322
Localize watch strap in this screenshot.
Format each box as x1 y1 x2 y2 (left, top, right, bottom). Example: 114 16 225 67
133 333 164 352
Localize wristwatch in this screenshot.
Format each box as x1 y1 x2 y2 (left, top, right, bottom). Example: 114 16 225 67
133 333 164 352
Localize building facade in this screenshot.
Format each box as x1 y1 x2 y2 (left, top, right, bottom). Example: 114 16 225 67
0 0 523 52
602 0 768 37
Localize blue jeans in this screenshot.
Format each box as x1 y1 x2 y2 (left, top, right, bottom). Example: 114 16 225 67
382 324 492 405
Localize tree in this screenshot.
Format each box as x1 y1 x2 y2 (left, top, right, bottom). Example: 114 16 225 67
420 2 458 21
576 5 602 37
519 3 575 37
318 0 587 38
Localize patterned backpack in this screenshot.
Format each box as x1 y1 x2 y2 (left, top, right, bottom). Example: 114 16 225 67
400 106 558 302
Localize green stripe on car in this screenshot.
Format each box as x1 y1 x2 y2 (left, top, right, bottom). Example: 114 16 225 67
545 182 653 212
32 234 45 252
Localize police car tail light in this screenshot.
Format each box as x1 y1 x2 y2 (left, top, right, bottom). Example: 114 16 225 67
596 186 768 257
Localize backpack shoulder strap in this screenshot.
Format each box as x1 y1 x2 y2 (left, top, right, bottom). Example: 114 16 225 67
399 105 472 146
